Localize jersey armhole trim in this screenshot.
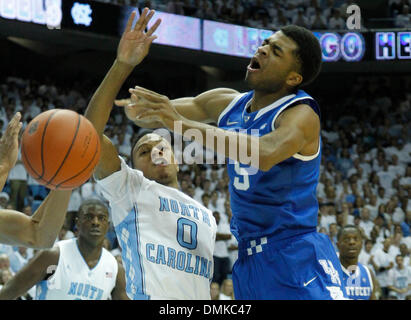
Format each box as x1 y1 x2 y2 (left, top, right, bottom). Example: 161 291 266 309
217 93 245 127
270 97 320 162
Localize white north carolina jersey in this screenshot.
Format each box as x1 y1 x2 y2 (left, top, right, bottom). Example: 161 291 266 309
36 239 118 300
96 157 217 300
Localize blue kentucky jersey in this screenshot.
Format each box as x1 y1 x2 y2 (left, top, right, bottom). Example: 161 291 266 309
218 90 321 241
341 262 373 300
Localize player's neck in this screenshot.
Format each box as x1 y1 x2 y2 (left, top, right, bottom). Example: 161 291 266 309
249 88 294 113
77 238 103 263
163 179 179 190
340 256 358 270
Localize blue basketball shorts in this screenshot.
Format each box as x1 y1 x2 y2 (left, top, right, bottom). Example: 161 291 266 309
232 231 348 300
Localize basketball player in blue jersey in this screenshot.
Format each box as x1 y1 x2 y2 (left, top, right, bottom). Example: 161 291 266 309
337 225 379 300
0 199 128 300
119 25 348 299
0 112 72 249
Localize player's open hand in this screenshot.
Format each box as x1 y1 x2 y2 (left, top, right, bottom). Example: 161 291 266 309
117 8 161 67
0 112 23 172
116 86 183 130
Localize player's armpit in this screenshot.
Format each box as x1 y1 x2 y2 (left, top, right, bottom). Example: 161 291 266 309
111 262 130 300
258 104 320 171
94 135 121 180
0 247 59 300
172 88 240 124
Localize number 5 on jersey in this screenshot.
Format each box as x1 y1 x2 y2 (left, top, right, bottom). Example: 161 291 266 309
233 162 250 191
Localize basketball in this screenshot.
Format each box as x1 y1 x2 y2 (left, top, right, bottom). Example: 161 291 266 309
21 109 101 190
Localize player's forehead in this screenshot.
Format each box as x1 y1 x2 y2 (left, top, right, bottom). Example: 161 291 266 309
81 203 108 216
135 133 170 151
341 228 361 239
264 31 298 52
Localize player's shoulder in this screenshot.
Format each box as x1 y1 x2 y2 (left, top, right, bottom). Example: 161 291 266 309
101 247 119 269
34 245 60 266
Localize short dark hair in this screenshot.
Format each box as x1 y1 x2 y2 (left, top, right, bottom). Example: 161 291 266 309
337 224 362 240
77 199 109 218
280 25 322 87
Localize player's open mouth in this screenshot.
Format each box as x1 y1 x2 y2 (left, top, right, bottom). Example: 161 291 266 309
247 57 261 72
90 229 101 235
153 157 169 166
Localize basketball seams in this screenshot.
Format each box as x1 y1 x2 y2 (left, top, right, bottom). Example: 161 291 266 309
21 139 41 179
46 114 82 186
39 110 59 179
22 110 101 191
55 131 100 189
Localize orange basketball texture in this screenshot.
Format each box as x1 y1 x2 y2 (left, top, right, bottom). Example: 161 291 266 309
21 109 101 190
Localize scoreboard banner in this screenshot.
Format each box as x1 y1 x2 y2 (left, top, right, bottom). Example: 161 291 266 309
1 0 410 62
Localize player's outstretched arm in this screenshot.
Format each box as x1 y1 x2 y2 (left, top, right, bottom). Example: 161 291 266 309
0 247 59 300
84 9 161 179
0 189 71 248
116 87 239 128
0 112 72 248
0 112 22 191
111 262 130 300
118 87 320 171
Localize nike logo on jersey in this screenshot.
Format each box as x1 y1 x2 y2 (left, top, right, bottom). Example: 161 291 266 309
303 276 318 287
226 119 239 125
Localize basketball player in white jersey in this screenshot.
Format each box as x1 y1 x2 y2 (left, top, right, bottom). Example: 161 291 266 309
84 9 217 299
0 199 128 300
0 112 72 249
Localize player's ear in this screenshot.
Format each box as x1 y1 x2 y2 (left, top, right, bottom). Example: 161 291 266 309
286 71 303 88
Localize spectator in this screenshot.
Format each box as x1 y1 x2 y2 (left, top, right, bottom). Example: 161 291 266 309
219 278 234 300
387 255 411 300
395 5 411 28
359 239 376 272
328 8 346 29
401 210 411 237
399 243 410 266
212 211 232 286
210 282 220 300
0 269 12 291
309 7 328 29
370 238 395 298
359 208 374 238
292 8 310 28
0 192 9 209
166 0 184 15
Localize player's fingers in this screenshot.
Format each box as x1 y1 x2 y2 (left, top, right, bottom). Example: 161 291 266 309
141 9 156 32
131 90 164 104
146 18 161 38
130 87 165 100
114 99 131 107
5 112 21 136
124 11 136 33
135 110 158 121
134 7 149 31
